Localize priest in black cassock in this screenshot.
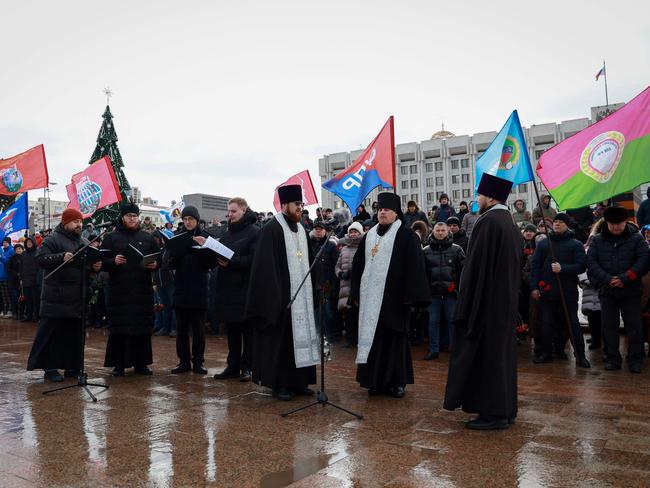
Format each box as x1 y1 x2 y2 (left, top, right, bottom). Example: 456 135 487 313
443 173 523 430
245 184 319 402
349 192 430 398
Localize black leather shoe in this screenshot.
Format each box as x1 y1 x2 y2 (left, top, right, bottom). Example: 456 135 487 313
273 387 294 401
213 368 239 379
629 363 641 374
171 363 191 374
192 364 208 375
604 362 621 371
239 370 252 382
112 367 125 377
423 352 439 360
576 355 591 369
465 416 509 430
533 354 553 364
391 386 406 398
134 366 153 376
63 369 80 378
44 370 63 382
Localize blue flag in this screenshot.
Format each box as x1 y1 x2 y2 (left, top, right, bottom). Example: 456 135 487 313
0 193 29 241
475 110 534 192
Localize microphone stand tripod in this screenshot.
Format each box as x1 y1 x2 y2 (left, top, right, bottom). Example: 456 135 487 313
281 233 363 419
42 229 111 402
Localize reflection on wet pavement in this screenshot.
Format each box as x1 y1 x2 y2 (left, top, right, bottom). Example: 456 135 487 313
1 319 649 487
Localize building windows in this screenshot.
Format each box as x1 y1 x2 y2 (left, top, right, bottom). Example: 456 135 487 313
401 181 409 190
453 190 460 200
411 194 419 203
435 176 444 186
425 162 433 173
426 177 434 187
518 183 528 192
410 180 419 188
451 160 459 169
461 158 469 168
452 175 459 184
435 162 443 172
410 165 418 174
401 195 408 205
400 166 408 175
436 191 444 200
462 189 471 198
535 149 545 160
462 174 470 183
426 192 435 202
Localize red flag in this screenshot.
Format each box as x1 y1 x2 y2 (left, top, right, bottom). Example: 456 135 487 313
66 156 123 218
273 170 319 212
0 145 49 195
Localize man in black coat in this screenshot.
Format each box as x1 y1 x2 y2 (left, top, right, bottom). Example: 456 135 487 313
27 209 101 382
350 192 430 398
402 200 429 229
446 216 469 253
245 185 319 401
101 203 159 377
310 220 339 342
213 198 259 381
635 187 650 228
586 206 650 374
168 205 217 375
444 174 522 430
530 213 590 368
20 237 41 322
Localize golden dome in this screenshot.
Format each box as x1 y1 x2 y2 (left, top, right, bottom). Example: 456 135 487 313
431 122 455 140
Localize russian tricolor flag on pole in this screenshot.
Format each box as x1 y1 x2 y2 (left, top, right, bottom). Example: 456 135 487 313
595 66 605 81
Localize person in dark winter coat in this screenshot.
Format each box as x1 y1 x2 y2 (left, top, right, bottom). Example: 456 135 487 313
0 238 15 317
152 231 176 337
532 194 557 225
335 222 363 346
586 206 650 373
20 237 41 322
636 187 650 228
310 220 339 342
457 201 469 225
403 201 429 229
566 205 594 244
423 223 464 360
530 213 590 368
214 198 259 381
461 203 479 237
332 208 352 238
101 203 159 377
27 209 102 382
300 210 314 232
433 194 456 223
168 205 217 375
7 243 23 317
354 204 371 222
446 216 468 253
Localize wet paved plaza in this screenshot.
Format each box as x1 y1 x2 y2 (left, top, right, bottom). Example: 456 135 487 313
1 319 649 487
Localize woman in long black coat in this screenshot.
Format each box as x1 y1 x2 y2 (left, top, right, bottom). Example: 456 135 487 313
213 203 259 381
101 203 159 376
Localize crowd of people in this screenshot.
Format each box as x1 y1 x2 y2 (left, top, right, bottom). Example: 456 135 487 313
11 178 650 428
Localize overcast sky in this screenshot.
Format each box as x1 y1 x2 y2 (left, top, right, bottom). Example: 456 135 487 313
1 0 648 212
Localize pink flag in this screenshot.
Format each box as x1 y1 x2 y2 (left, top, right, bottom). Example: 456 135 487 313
66 156 123 218
273 170 319 212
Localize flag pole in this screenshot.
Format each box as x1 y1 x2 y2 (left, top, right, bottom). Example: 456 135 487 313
603 60 609 111
530 180 580 356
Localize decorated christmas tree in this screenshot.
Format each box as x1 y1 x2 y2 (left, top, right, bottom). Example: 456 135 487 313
88 104 132 225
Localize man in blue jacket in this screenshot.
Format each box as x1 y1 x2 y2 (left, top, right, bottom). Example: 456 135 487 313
0 237 16 318
587 206 649 374
531 213 590 368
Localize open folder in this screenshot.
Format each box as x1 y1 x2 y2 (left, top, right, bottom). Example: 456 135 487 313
125 244 160 268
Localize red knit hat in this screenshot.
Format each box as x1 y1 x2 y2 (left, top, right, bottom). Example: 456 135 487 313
61 208 84 226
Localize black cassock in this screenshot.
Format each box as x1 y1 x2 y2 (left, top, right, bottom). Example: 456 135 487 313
349 223 430 390
444 206 523 419
245 218 317 390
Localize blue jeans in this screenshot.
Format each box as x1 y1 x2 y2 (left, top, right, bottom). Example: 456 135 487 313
155 284 177 333
428 296 456 353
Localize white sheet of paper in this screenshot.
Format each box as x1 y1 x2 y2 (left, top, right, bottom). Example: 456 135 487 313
193 236 234 260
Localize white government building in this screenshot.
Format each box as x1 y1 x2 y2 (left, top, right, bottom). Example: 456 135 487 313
318 103 629 213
